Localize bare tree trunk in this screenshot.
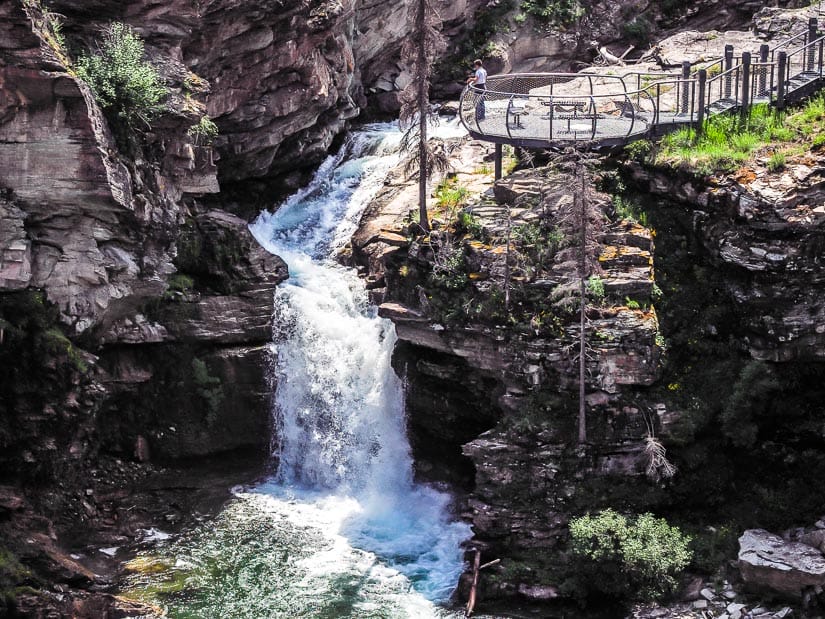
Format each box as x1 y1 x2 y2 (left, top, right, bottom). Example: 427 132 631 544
465 548 481 617
578 170 587 445
504 206 511 312
416 0 430 232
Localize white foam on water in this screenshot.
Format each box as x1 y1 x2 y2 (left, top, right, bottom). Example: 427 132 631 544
124 120 472 618
249 120 472 608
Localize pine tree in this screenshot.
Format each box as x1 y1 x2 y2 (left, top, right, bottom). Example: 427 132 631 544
551 149 603 444
399 0 447 233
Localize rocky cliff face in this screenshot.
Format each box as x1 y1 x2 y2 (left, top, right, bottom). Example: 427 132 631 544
626 157 825 363
350 119 825 609
0 2 289 611
350 141 670 600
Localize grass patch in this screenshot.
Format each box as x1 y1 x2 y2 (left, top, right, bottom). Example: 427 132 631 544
767 150 786 172
655 96 825 174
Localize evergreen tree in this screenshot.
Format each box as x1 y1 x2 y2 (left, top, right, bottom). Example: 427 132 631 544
399 0 447 232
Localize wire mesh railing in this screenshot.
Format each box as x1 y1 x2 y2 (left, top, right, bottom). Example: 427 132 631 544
459 17 825 146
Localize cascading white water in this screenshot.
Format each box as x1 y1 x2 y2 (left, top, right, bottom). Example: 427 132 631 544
121 122 472 618
252 128 410 492
249 121 472 605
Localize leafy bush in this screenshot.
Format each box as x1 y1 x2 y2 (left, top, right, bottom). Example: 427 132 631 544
586 275 605 300
569 509 693 601
77 23 168 127
455 211 484 238
689 524 738 574
520 0 582 26
191 358 223 426
612 195 648 226
624 139 652 162
622 16 653 46
721 360 780 447
188 115 219 145
434 177 469 210
429 246 469 291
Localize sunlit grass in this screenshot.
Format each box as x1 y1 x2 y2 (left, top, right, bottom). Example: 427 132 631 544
653 95 825 174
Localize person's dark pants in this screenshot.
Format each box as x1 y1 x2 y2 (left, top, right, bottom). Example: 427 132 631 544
475 83 486 122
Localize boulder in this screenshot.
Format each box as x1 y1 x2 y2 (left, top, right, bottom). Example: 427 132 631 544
739 529 825 598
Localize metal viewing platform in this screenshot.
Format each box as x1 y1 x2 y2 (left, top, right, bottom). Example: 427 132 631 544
460 17 825 174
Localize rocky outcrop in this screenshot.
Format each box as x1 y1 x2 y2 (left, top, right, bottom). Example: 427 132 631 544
739 529 825 599
0 3 292 612
625 154 825 362
0 195 31 290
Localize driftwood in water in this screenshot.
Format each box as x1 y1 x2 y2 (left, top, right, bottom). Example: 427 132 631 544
465 549 500 617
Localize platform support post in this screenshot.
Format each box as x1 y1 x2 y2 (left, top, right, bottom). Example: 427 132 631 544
777 51 787 110
494 143 502 180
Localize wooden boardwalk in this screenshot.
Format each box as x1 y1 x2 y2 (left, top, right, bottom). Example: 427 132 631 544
460 18 825 150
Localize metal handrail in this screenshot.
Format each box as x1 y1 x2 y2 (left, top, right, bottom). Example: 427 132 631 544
771 29 809 54
480 72 634 95
458 21 825 147
784 33 825 66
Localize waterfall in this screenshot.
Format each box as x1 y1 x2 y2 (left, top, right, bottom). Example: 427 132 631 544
248 121 471 604
122 121 471 617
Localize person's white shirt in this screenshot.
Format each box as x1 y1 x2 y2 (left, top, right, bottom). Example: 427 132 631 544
474 67 487 85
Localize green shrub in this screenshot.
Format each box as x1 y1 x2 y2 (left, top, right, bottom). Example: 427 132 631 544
77 23 168 127
188 115 219 145
689 525 738 574
624 139 652 162
612 195 648 226
622 16 653 46
520 0 582 26
455 211 484 238
429 247 469 291
191 358 223 426
569 509 693 601
435 178 469 210
586 275 605 300
721 360 780 448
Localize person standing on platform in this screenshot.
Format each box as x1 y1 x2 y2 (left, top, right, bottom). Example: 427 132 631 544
467 59 487 121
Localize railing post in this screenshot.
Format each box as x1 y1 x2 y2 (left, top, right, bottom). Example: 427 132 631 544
777 51 787 110
494 143 502 180
759 43 769 99
808 17 818 73
724 44 734 99
681 60 691 114
696 69 707 136
741 51 751 119
820 37 824 77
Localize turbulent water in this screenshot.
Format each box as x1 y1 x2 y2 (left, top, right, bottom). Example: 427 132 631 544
122 122 473 618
